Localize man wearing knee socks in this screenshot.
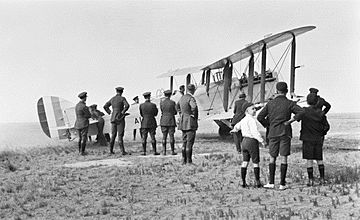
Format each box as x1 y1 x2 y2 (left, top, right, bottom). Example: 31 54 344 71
258 82 304 190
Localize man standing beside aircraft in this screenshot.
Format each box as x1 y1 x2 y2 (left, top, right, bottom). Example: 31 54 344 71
231 92 248 154
177 84 198 164
309 88 331 114
75 91 92 156
140 92 160 156
257 82 304 190
160 90 178 155
104 87 130 155
89 104 107 146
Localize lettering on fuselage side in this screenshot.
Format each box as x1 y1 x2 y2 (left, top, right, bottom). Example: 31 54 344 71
134 117 142 124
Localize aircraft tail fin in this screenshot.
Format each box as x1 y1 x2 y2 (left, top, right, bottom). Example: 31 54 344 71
37 96 74 139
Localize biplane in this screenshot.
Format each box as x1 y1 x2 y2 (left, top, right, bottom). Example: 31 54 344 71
37 26 315 140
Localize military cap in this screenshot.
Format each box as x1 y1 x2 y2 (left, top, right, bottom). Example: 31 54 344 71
242 102 254 112
143 92 151 97
239 92 246 98
179 85 185 90
89 104 97 109
309 87 319 94
116 87 124 92
78 91 87 99
163 90 172 96
276 82 288 92
307 93 318 105
187 84 196 91
132 96 139 101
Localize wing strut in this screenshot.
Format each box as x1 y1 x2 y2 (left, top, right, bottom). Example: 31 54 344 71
223 60 233 112
248 52 255 102
260 43 267 103
290 34 296 98
170 76 174 93
205 69 211 96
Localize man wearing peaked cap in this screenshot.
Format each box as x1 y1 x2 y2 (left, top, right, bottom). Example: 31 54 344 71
231 91 248 154
309 87 331 114
75 91 91 155
139 91 160 155
309 88 319 94
176 83 198 164
89 104 107 146
104 86 130 155
78 91 87 99
257 81 305 190
116 87 124 92
160 89 177 155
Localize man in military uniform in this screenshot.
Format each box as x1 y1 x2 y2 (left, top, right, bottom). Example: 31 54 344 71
177 84 198 164
257 82 304 190
75 92 92 156
104 87 130 155
89 104 107 146
179 85 185 96
231 92 248 154
309 88 331 114
160 90 177 155
140 92 160 156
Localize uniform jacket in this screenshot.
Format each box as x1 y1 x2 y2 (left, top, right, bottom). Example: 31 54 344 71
160 98 177 127
315 96 331 114
74 101 91 129
231 98 248 126
103 94 129 123
177 94 198 131
300 106 328 141
139 100 158 128
257 94 304 138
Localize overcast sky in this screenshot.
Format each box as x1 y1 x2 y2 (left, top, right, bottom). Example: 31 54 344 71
0 0 359 123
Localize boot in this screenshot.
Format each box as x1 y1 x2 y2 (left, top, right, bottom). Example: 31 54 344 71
109 140 115 154
182 149 187 164
152 142 160 155
162 141 167 155
170 142 177 155
78 141 81 153
187 149 193 164
119 140 128 155
142 143 146 156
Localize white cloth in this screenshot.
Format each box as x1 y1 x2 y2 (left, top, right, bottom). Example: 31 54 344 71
232 114 264 143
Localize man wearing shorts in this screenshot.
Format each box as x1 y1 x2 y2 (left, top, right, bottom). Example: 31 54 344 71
300 93 329 186
257 82 304 190
231 102 266 188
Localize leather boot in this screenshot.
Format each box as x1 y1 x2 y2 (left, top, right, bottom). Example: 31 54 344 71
182 149 187 164
187 148 193 164
78 141 81 153
162 141 167 155
119 139 128 155
152 142 160 155
170 142 177 155
142 143 146 156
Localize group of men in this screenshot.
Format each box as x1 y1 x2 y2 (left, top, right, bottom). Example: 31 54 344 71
231 82 331 189
74 84 198 164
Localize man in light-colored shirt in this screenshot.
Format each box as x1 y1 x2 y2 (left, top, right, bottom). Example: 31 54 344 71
231 102 265 188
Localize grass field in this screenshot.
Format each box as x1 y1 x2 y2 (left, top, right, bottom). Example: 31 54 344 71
1 135 360 219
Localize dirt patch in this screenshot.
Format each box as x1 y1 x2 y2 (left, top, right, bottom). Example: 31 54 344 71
0 137 360 219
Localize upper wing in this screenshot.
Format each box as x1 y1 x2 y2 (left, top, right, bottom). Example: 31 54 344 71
157 65 205 78
202 26 316 70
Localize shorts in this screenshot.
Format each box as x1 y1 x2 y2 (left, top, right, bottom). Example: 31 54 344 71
302 140 323 160
161 126 175 135
241 137 260 164
268 136 291 157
